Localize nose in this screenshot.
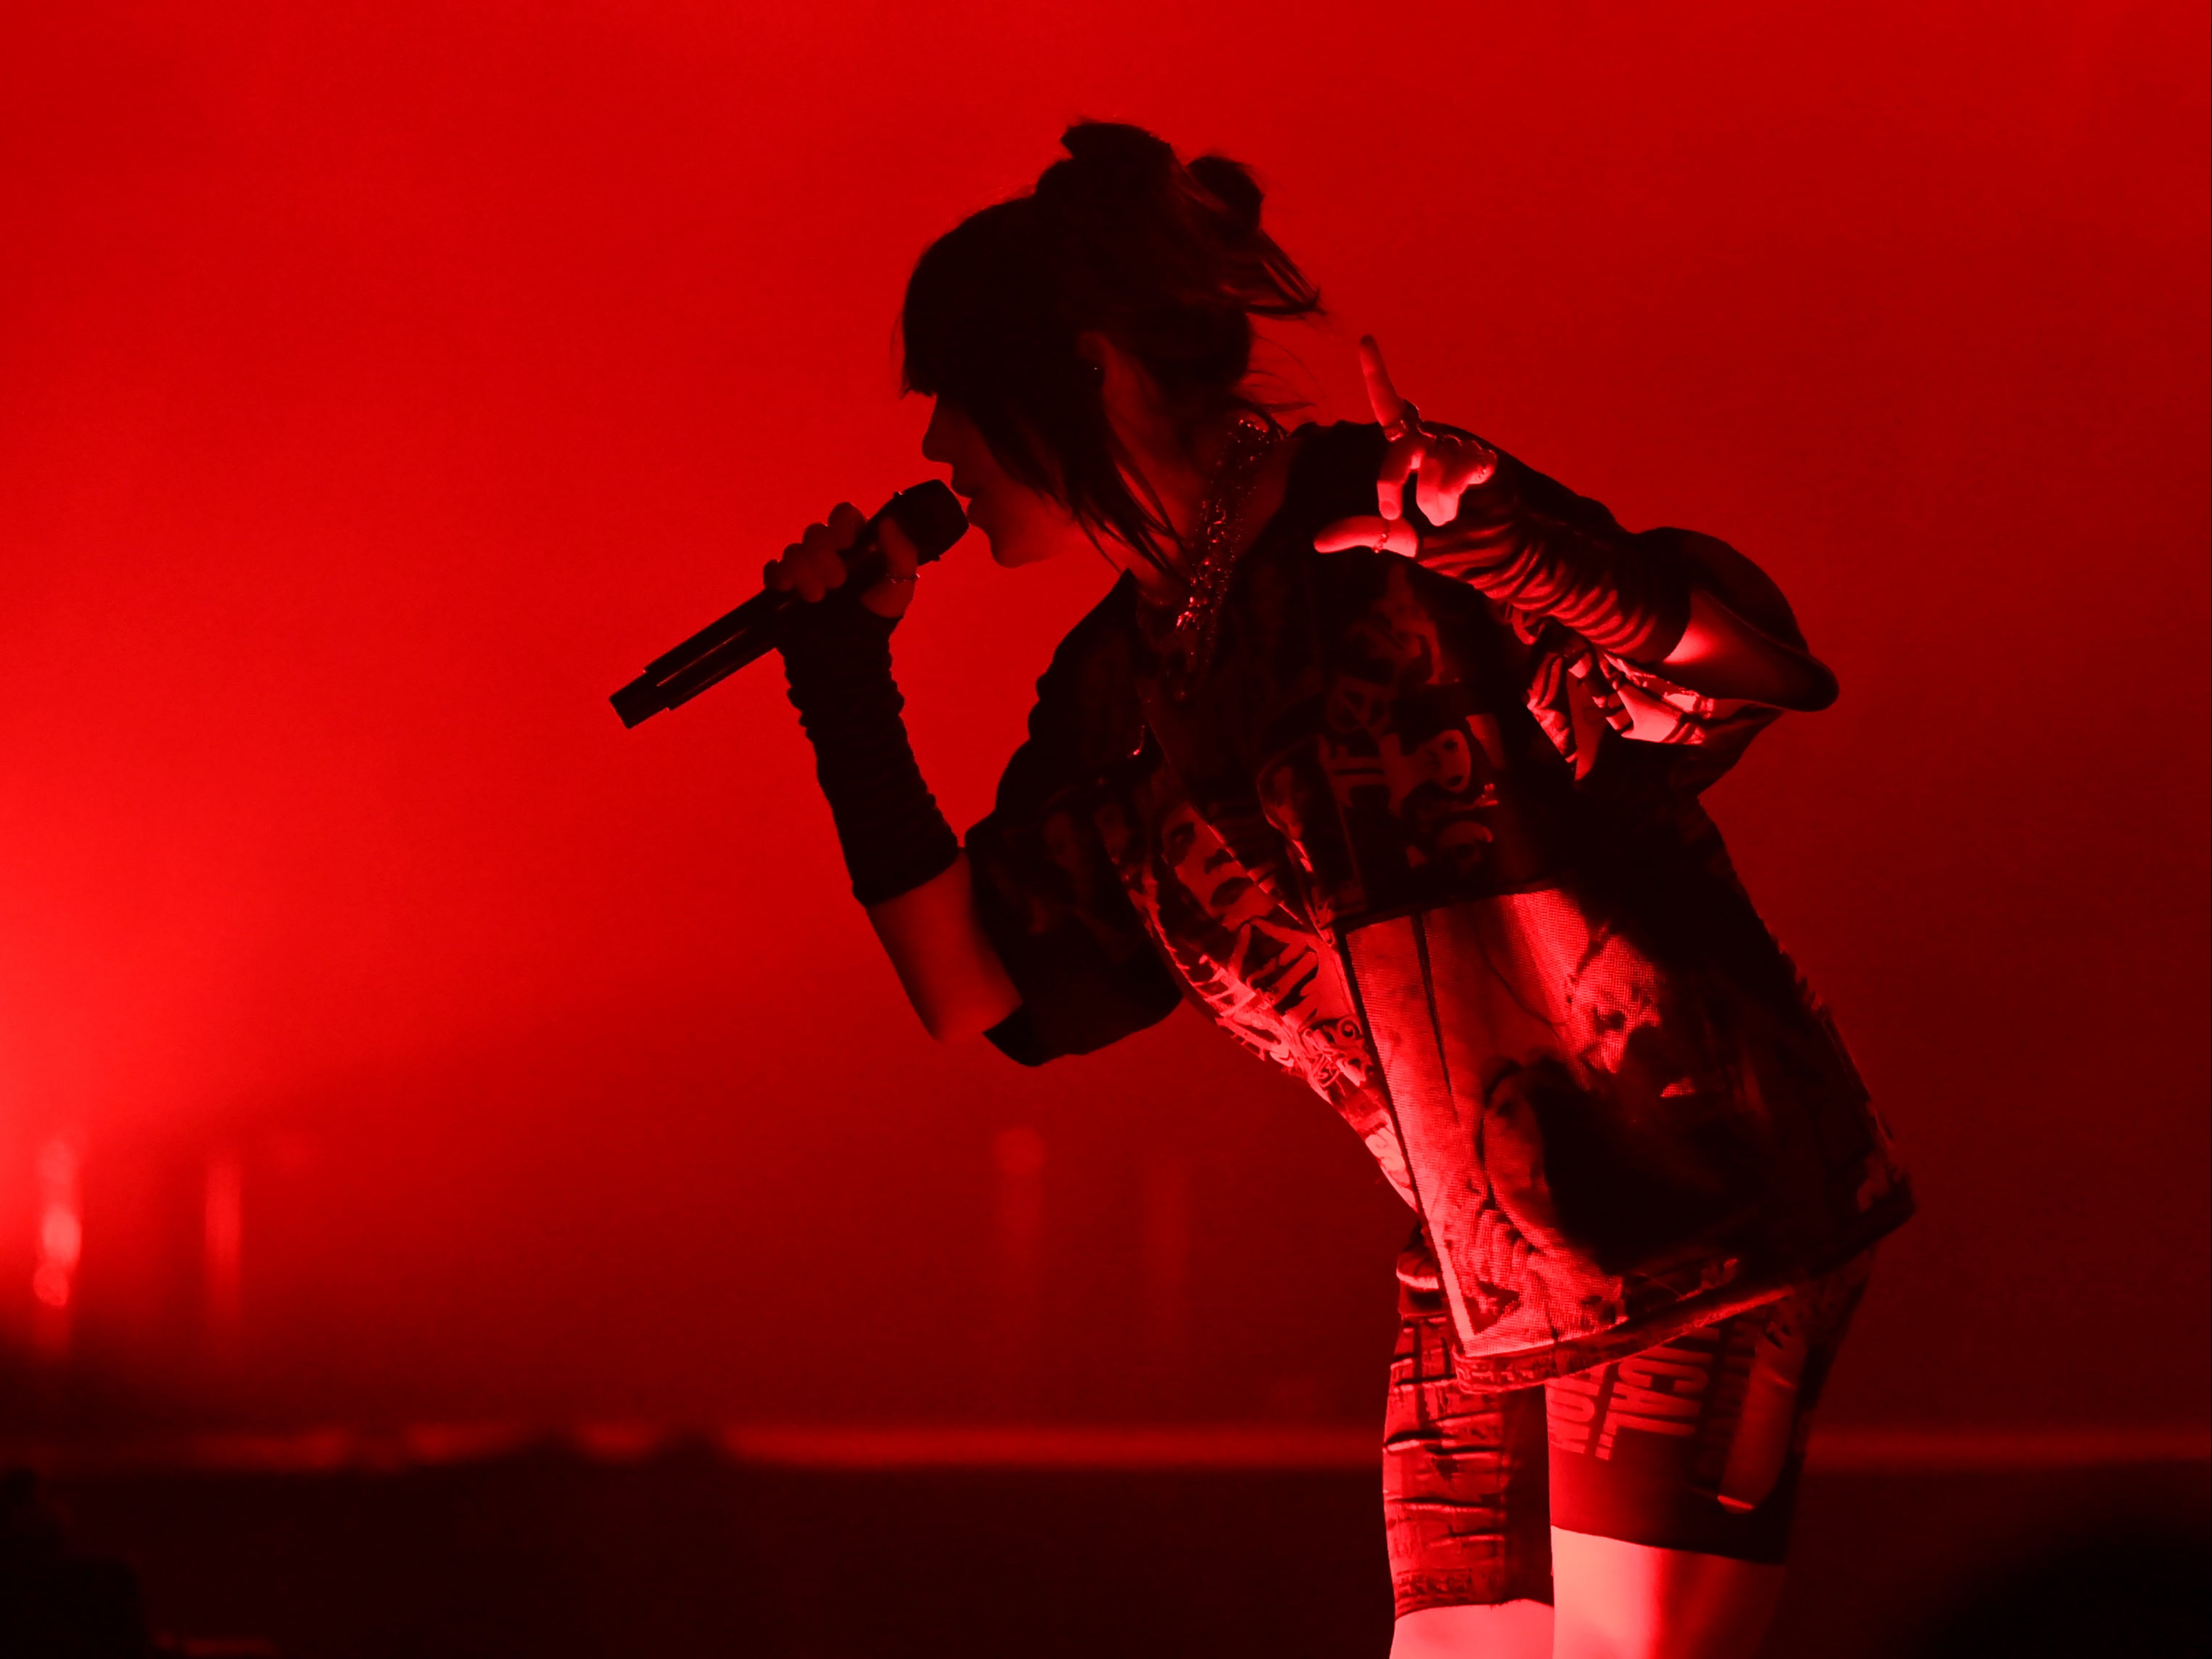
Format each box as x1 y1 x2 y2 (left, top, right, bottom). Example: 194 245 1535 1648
920 400 951 465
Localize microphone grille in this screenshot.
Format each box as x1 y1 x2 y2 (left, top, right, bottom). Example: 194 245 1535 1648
886 480 970 563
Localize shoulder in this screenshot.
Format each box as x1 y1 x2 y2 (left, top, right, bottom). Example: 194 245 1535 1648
991 575 1144 817
1037 570 1142 704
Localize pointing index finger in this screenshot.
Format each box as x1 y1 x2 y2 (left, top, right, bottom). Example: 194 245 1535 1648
1359 336 1413 438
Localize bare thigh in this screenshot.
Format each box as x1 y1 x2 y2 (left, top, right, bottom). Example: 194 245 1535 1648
1389 1599 1553 1658
1551 1530 1784 1659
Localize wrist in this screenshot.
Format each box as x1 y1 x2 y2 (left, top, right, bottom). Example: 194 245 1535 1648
779 604 957 907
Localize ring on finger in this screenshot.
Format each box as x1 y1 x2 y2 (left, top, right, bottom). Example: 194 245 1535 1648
1382 398 1423 443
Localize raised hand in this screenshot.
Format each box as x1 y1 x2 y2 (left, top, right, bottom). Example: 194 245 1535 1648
763 501 922 620
1313 337 1498 557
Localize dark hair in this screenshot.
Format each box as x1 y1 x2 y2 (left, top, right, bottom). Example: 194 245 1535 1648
901 122 1321 564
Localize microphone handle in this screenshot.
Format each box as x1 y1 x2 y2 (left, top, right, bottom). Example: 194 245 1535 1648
635 595 785 717
642 538 914 712
610 510 945 728
642 582 785 685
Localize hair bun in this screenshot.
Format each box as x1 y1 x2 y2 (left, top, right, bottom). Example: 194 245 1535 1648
1047 122 1176 202
1187 155 1263 237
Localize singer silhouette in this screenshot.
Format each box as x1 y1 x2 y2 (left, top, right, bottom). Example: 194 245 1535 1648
731 123 1910 1659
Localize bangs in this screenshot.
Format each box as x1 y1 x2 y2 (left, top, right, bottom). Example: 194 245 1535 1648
901 204 1051 408
899 202 1092 507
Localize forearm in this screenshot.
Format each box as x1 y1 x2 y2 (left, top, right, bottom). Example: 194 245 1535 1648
1327 345 1838 712
777 591 1024 1040
865 854 1022 1040
1408 456 1687 660
1423 463 1833 708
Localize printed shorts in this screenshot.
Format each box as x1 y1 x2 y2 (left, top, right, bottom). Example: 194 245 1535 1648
1381 1241 1871 1616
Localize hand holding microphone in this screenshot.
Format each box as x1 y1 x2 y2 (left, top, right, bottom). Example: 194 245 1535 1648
764 500 925 619
610 479 966 727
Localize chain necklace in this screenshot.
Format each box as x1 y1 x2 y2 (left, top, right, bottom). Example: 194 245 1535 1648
1148 416 1284 701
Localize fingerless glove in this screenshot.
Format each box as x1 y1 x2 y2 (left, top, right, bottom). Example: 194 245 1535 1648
778 597 960 907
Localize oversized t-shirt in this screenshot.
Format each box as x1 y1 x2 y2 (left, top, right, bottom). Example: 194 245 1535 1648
963 421 1912 1386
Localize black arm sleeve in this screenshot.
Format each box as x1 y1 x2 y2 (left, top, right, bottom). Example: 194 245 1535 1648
778 598 960 906
1411 429 1691 661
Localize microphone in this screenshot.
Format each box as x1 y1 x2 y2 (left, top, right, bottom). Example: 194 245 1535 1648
610 480 968 728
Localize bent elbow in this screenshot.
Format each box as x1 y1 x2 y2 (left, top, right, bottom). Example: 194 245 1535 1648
913 988 1025 1045
917 1006 991 1044
1789 659 1840 713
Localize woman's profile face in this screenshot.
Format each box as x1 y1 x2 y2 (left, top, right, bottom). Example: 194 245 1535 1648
923 399 1089 569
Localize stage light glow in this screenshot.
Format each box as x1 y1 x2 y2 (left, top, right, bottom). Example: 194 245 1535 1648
32 1137 82 1343
205 1148 244 1342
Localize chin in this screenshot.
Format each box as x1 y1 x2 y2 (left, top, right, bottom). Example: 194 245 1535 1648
986 530 1055 569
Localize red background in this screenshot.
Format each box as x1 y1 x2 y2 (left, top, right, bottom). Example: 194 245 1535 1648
1 0 2204 1433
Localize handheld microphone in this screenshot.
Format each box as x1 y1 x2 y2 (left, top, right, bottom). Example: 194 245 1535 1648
610 480 968 728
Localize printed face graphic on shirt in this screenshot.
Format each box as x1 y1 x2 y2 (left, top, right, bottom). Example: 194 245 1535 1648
1158 803 1275 930
1097 763 1372 1111
1563 926 1670 1077
1290 561 1524 904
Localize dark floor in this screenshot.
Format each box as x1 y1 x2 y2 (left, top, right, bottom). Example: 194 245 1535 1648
24 1451 2212 1658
